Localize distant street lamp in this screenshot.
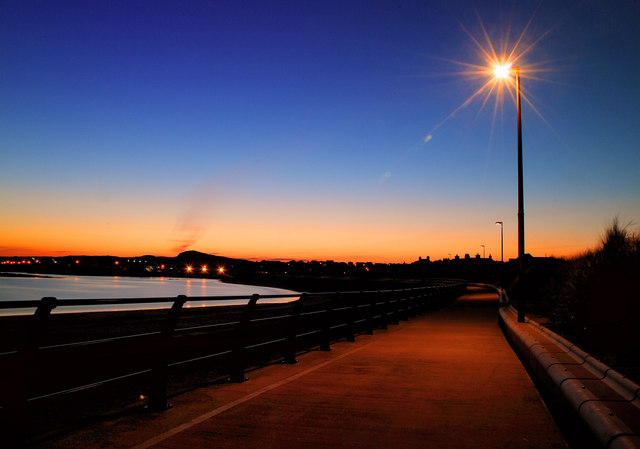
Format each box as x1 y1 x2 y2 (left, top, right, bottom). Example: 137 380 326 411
494 63 526 322
495 221 504 262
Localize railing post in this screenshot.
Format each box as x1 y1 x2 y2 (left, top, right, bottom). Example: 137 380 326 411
388 291 398 325
148 295 187 412
230 294 260 382
430 286 437 307
378 291 387 329
419 286 428 314
396 290 404 322
365 292 375 335
408 289 418 318
431 286 438 308
283 295 304 364
345 292 356 342
400 289 409 321
5 297 57 448
30 297 58 345
320 294 336 351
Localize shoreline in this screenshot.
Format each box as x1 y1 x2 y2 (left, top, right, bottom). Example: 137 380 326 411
1 270 430 297
0 272 60 278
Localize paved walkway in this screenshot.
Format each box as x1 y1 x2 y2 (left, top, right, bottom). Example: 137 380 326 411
42 286 568 448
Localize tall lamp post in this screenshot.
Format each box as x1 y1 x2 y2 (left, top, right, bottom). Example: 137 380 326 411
495 221 503 262
495 64 526 322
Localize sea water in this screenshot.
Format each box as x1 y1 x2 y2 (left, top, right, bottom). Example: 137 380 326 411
0 274 299 315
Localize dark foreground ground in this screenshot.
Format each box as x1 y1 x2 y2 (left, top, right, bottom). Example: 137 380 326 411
36 286 569 449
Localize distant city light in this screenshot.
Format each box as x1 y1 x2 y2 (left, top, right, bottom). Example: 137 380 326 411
201 265 208 273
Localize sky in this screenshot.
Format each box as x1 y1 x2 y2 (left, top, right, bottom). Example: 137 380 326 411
1 0 639 263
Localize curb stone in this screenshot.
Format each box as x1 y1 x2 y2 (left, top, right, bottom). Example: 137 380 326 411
495 289 640 449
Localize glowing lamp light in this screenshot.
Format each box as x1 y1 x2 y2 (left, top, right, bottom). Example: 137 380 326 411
493 63 512 79
201 265 208 273
185 265 193 273
218 267 225 274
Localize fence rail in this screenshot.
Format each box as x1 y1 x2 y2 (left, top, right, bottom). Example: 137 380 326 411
0 280 466 446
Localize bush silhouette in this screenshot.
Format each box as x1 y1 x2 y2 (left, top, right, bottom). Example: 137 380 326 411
551 219 640 355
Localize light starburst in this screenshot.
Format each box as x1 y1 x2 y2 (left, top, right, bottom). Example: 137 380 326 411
493 63 512 79
426 9 556 140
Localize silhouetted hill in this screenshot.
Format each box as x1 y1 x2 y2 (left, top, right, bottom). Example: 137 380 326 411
176 251 254 276
176 250 244 264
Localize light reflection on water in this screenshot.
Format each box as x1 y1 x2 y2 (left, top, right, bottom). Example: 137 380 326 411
0 274 299 315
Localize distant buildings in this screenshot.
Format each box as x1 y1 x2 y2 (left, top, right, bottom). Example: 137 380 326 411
2 251 549 285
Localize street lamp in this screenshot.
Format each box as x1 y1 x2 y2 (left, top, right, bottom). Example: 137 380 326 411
494 63 526 322
495 221 503 262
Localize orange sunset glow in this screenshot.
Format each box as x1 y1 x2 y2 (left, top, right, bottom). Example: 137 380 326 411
0 214 600 263
1 2 638 264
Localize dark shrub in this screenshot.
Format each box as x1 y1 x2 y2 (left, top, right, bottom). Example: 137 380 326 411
551 219 640 355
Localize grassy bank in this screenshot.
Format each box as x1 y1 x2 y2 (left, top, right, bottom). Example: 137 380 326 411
512 219 640 383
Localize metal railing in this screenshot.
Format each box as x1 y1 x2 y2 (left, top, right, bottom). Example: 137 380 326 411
0 280 466 446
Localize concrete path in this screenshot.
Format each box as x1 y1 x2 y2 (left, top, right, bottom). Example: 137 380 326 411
42 286 568 448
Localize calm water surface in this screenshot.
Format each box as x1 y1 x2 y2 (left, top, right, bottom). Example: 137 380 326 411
0 274 299 315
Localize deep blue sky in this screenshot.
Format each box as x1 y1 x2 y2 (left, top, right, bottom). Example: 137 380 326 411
2 0 639 262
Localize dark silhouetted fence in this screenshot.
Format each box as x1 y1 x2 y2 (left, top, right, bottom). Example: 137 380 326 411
0 281 466 446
